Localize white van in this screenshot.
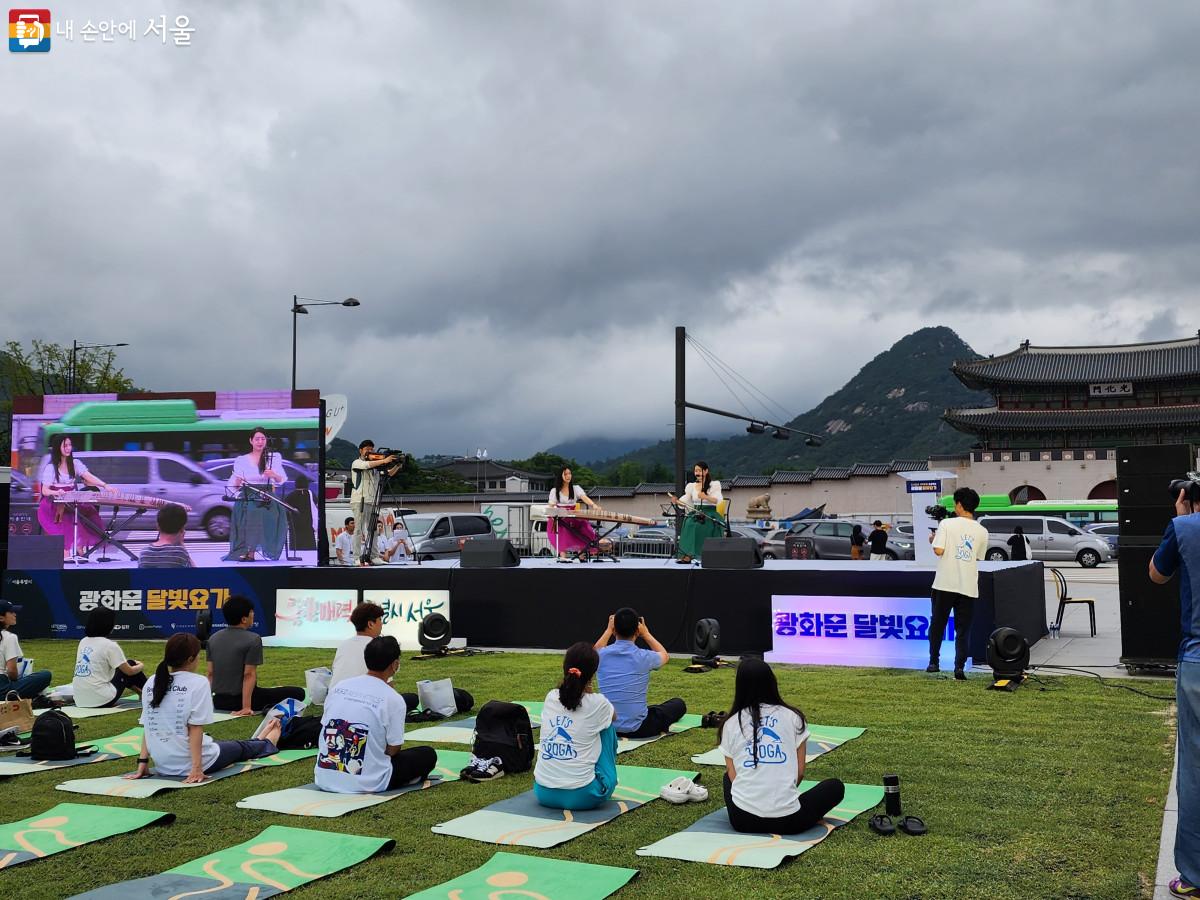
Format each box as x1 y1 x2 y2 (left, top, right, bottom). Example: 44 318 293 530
978 515 1112 568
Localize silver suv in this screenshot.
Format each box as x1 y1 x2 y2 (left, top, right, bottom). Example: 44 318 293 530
774 520 916 560
405 512 497 560
977 515 1111 568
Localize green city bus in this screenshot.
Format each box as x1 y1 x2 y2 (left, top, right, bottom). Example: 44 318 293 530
937 494 1117 528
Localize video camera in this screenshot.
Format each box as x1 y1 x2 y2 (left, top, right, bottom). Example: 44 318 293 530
1169 472 1200 505
925 504 953 521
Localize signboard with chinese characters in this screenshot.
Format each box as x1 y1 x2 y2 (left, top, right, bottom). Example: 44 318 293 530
1088 382 1134 397
765 594 956 669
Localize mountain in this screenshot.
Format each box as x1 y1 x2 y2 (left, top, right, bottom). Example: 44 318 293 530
546 436 660 466
591 326 987 476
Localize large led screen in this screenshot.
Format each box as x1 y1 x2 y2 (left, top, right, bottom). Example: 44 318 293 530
8 390 322 569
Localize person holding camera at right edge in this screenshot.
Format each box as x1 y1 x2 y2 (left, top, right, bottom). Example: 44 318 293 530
1149 480 1200 898
927 487 988 680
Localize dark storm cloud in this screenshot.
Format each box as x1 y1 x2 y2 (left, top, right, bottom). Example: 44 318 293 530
2 0 1198 455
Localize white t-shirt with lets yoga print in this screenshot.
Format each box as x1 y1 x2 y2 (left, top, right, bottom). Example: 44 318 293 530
315 674 408 794
719 703 809 819
534 689 614 790
72 636 126 707
140 670 220 776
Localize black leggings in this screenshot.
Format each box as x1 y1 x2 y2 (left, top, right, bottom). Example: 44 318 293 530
387 745 438 790
618 698 687 739
213 685 305 713
723 774 845 834
206 739 278 775
99 664 148 707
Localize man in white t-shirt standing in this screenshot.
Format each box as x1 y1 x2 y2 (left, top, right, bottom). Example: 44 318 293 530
315 636 436 794
349 440 401 565
928 487 989 680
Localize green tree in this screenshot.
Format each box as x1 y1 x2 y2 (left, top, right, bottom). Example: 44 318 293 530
1 340 136 452
505 451 600 487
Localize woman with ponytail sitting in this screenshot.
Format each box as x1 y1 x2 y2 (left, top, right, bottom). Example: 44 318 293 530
718 657 845 833
126 634 282 785
533 641 618 811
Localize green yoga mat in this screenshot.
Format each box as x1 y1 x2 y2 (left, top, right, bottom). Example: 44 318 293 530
236 749 473 817
405 717 483 744
68 825 394 899
690 724 866 766
55 748 317 798
405 851 638 899
432 764 698 848
636 781 884 868
0 727 144 777
0 802 173 870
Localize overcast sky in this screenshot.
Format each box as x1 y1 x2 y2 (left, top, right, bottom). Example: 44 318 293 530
3 1 1198 458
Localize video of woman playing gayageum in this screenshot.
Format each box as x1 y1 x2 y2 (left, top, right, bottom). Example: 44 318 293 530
7 391 322 569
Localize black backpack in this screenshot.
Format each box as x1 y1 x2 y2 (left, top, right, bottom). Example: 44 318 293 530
24 710 91 761
472 700 534 774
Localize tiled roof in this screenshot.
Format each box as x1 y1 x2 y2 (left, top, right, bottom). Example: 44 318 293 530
378 493 542 504
850 463 892 476
812 467 852 480
943 404 1200 433
633 483 675 494
587 487 636 498
890 459 929 472
770 471 814 484
951 335 1200 388
730 475 771 487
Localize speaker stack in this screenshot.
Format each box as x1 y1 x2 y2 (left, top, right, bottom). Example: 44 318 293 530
1116 444 1195 669
459 538 521 568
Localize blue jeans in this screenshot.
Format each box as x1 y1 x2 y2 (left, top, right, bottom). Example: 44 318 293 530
534 725 618 811
1178 660 1200 885
0 670 52 700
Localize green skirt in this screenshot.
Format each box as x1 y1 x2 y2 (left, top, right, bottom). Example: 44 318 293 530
678 504 725 559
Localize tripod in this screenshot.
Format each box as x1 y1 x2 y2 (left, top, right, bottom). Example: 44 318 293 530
357 455 410 566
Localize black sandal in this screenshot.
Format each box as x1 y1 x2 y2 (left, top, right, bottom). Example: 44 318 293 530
898 815 927 835
868 814 896 835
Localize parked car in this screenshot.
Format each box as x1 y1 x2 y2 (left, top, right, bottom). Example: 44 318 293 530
761 527 792 560
1084 523 1120 559
730 524 767 546
977 515 1112 568
404 512 496 560
783 520 916 560
7 470 38 536
59 451 232 540
618 527 677 558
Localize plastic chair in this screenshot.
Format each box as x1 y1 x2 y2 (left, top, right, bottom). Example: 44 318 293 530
1050 567 1096 636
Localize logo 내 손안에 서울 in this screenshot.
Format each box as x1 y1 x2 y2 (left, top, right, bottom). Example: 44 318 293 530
9 8 50 51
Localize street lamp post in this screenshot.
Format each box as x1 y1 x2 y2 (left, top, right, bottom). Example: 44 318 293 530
70 340 129 393
291 295 361 390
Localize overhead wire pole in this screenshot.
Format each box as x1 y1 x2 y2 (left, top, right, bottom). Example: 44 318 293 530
673 324 824 495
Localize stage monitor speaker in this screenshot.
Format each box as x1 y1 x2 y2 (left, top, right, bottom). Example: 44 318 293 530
1117 543 1181 665
7 534 64 570
701 537 764 569
460 538 520 568
1117 444 1197 476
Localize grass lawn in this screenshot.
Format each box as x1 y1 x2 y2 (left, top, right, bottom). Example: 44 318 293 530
1 640 1176 900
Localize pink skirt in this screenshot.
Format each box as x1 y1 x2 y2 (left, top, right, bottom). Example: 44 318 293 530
548 507 598 554
38 496 104 551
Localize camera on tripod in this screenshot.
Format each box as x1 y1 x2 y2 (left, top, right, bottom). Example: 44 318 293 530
1169 472 1200 505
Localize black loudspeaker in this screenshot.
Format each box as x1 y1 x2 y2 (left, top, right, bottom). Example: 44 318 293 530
1115 444 1193 667
7 534 64 570
460 538 520 568
701 537 764 569
1118 544 1181 665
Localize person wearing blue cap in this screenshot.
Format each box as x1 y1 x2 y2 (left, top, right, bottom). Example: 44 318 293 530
0 601 53 699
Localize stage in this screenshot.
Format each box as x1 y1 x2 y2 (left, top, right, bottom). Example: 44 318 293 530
2 558 1046 667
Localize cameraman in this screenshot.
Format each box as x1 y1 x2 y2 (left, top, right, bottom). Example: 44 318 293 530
1149 484 1200 899
349 440 400 565
927 487 988 680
